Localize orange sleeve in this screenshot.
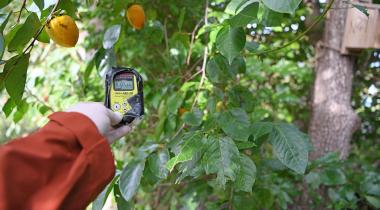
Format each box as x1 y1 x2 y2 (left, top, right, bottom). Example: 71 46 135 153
0 112 116 210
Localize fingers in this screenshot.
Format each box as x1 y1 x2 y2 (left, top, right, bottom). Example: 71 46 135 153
105 125 132 144
106 109 123 125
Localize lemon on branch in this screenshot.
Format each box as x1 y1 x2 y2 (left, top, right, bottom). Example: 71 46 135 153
45 15 79 47
126 4 145 30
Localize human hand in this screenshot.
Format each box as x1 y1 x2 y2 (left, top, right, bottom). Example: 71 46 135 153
67 102 131 144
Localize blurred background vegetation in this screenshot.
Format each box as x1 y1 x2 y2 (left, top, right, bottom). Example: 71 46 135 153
0 0 379 209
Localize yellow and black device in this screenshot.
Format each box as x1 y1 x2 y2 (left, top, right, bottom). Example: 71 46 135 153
105 67 144 125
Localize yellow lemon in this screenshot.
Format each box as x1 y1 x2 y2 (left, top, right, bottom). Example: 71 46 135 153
216 101 224 112
45 15 79 47
126 4 145 30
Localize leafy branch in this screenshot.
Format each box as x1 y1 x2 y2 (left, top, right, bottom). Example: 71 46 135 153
249 0 335 55
23 0 62 54
171 0 209 140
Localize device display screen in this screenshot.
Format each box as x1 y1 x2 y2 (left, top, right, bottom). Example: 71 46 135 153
114 79 134 91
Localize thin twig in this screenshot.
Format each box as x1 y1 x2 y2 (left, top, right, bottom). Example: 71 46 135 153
191 0 209 111
171 0 209 140
228 186 234 210
25 88 55 112
186 19 204 65
172 124 185 140
17 0 27 23
184 69 202 83
164 17 169 51
191 47 208 110
249 0 335 56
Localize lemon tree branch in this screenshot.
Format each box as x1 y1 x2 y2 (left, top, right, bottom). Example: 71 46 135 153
23 0 62 54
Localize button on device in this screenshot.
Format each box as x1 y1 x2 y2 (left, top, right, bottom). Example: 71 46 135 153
113 103 121 110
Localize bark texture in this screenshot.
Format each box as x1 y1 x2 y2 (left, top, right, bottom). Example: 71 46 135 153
309 0 361 160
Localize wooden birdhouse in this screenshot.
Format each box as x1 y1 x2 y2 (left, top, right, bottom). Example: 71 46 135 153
341 0 380 54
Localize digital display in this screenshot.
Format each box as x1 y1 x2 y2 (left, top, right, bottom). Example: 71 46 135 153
114 79 134 91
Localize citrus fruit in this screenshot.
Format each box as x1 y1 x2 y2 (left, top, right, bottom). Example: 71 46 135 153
45 15 79 47
178 108 187 116
216 101 224 112
126 4 145 30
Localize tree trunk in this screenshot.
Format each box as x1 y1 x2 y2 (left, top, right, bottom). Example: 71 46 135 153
309 0 361 160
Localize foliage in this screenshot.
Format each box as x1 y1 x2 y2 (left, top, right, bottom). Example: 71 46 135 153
0 0 379 209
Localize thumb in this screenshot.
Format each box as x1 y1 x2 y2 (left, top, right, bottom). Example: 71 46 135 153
105 125 131 144
107 109 123 125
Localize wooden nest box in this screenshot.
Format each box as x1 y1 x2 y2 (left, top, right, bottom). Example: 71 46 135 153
341 0 380 54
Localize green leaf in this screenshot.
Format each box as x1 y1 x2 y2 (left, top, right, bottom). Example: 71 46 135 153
148 148 169 179
0 12 12 32
36 30 50 43
206 54 231 84
262 6 283 26
113 0 128 14
119 160 145 201
4 54 30 104
33 0 44 11
114 183 133 210
84 59 95 86
167 92 184 114
2 97 16 117
59 0 77 17
321 168 347 186
352 4 369 17
176 146 205 183
4 25 22 47
227 85 254 112
216 26 246 64
305 172 321 189
225 0 254 14
0 34 4 60
94 48 106 70
365 195 380 208
229 2 259 27
166 132 203 171
103 24 121 49
202 135 240 188
136 143 160 160
262 0 302 14
13 100 29 123
178 8 186 31
0 72 4 91
38 105 50 115
8 13 41 52
182 109 203 126
0 0 11 9
234 154 256 192
360 172 380 196
245 41 259 52
235 141 256 150
92 177 117 210
218 108 251 141
269 123 308 174
311 152 340 168
230 56 246 74
251 122 273 141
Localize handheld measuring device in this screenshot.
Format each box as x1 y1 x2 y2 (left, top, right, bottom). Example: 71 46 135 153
105 67 144 125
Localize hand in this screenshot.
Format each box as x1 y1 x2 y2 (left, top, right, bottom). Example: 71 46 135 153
67 102 131 144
